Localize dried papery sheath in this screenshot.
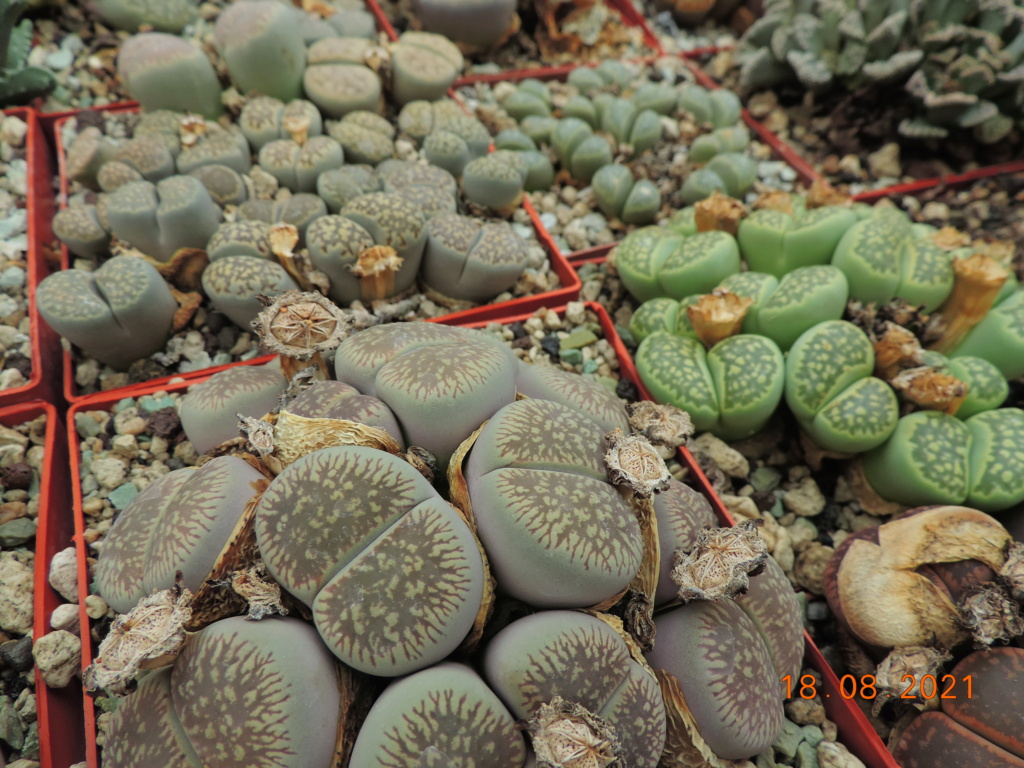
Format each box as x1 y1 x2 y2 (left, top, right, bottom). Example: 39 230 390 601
178 115 207 147
873 323 924 380
238 414 276 457
405 445 438 484
670 519 768 603
872 646 951 716
269 223 312 291
231 562 288 621
889 367 968 415
83 582 193 697
752 189 794 214
272 409 404 468
282 112 311 145
931 227 970 250
603 429 671 499
526 696 622 768
999 541 1024 602
694 190 747 236
626 401 695 449
251 290 351 378
352 244 404 302
805 178 852 209
687 289 754 349
929 253 1009 354
958 584 1024 649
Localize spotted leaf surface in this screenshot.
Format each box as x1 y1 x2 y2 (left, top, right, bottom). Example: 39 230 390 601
785 320 874 423
734 558 804 682
808 376 899 454
706 334 785 441
966 409 1024 512
832 208 912 305
636 333 718 432
349 663 525 768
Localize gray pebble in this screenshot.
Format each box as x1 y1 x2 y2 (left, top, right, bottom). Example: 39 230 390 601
0 695 23 751
0 636 33 671
0 517 35 547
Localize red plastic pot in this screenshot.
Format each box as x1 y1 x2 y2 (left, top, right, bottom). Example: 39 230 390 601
0 107 61 407
853 160 1024 203
0 399 85 768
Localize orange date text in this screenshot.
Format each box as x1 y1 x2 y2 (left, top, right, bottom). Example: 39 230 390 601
782 673 974 700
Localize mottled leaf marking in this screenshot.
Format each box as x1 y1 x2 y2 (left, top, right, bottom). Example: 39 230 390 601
709 335 783 412
105 669 198 768
814 377 898 439
967 409 1024 504
376 343 509 403
600 662 667 768
907 414 970 499
789 321 873 417
185 366 285 410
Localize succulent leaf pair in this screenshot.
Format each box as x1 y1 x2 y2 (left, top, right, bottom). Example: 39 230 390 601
738 200 862 277
592 164 662 225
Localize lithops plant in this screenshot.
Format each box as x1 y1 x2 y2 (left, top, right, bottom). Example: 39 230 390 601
215 0 306 101
592 164 661 225
484 611 666 767
411 0 517 49
677 83 743 128
396 98 470 144
52 204 111 260
333 322 517 469
117 33 223 119
316 165 381 213
461 153 527 215
349 662 525 766
513 361 630 434
105 175 221 261
174 128 252 175
103 617 342 768
636 332 786 441
462 398 643 607
239 96 324 151
36 254 177 371
64 126 120 188
550 117 613 184
892 647 1024 768
303 38 383 119
203 256 299 329
113 135 176 183
420 213 529 302
188 164 249 206
784 320 899 453
738 198 861 276
255 445 485 675
498 79 553 122
615 225 742 302
653 478 718 606
950 287 1024 380
257 135 345 193
327 111 395 165
178 362 287 454
390 31 465 106
94 455 266 611
238 193 328 243
680 153 759 204
94 0 197 32
286 380 405 447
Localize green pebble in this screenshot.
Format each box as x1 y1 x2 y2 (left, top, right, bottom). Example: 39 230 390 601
796 741 819 768
113 397 137 414
801 725 824 748
109 482 140 510
559 329 598 350
757 752 782 768
139 394 176 413
751 466 781 492
75 413 103 439
615 323 636 347
0 518 36 548
770 496 785 518
560 348 583 365
79 450 93 478
0 696 23 750
773 719 805 760
582 359 599 374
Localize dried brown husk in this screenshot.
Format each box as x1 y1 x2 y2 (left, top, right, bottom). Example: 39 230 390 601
841 459 908 517
230 562 288 621
603 429 671 499
625 401 694 449
687 289 754 349
526 695 621 768
958 583 1024 649
872 646 951 716
670 519 768 602
655 669 751 768
251 290 352 379
271 410 404 469
170 288 204 332
612 483 659 651
133 246 209 292
693 191 747 236
999 541 1024 602
873 323 924 381
751 189 794 214
931 227 971 250
330 660 382 768
889 366 968 415
352 245 403 301
805 178 852 209
928 253 1009 354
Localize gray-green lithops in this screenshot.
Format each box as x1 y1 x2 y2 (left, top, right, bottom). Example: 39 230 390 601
188 164 248 206
654 478 718 606
36 254 177 371
349 662 525 767
462 154 525 213
174 130 252 175
390 32 465 106
202 256 299 329
215 0 307 101
255 445 484 675
257 135 345 192
239 96 324 151
464 398 643 607
238 193 328 243
316 165 381 212
178 363 287 454
53 205 111 260
327 111 395 165
105 618 342 768
513 360 630 434
421 213 529 302
117 33 224 119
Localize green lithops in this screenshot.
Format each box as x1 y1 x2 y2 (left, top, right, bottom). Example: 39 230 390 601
36 255 177 371
863 408 1024 512
592 164 661 225
257 136 344 192
483 611 666 768
784 321 899 453
921 351 1009 420
513 361 630 434
349 662 525 767
52 205 111 260
549 117 614 184
462 154 526 213
390 31 464 106
689 125 750 163
677 83 742 127
306 214 377 306
203 256 299 329
464 398 642 607
421 213 528 302
105 175 221 261
207 219 272 261
94 0 197 32
500 80 552 121
239 96 324 151
633 81 679 114
105 618 342 768
648 597 785 760
215 0 306 101
599 98 662 158
832 207 970 311
950 288 1024 380
255 445 485 675
178 363 287 454
636 332 785 441
333 323 517 469
680 153 758 203
616 226 742 302
629 295 700 344
341 191 428 289
738 201 860 277
304 38 384 118
117 33 223 119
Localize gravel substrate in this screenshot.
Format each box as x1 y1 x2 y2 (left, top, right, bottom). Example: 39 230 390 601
458 57 800 255
0 115 36 393
0 414 48 765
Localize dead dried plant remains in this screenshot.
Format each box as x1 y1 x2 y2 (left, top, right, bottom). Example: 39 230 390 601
625 401 695 449
670 519 768 602
603 429 671 498
526 696 622 768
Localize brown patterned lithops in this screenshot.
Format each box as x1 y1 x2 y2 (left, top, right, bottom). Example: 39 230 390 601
653 478 718 606
95 456 266 613
105 617 341 768
286 380 405 446
514 361 631 434
464 398 643 607
349 662 526 767
483 611 666 768
421 213 529 302
255 445 484 675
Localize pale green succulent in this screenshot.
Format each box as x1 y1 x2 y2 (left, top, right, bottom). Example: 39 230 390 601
117 32 223 119
949 287 1024 380
215 0 306 101
592 164 661 225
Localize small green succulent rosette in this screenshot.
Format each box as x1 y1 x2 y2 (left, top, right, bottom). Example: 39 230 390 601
636 332 785 441
863 408 1024 513
615 226 741 303
784 321 899 454
737 202 859 277
831 208 972 312
950 288 1024 380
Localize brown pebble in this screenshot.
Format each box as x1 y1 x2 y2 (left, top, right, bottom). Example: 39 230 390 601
145 407 182 439
1 462 32 490
0 501 28 525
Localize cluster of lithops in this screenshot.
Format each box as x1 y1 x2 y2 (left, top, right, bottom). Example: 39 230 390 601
624 188 1024 511
739 0 1024 143
823 506 1024 764
88 310 807 766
